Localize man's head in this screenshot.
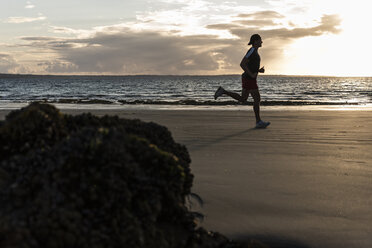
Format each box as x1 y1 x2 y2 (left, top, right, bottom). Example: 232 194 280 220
248 34 262 47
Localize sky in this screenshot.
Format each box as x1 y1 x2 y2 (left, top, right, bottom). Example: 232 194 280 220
0 0 371 76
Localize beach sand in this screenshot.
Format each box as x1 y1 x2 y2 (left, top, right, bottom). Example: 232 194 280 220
1 107 372 248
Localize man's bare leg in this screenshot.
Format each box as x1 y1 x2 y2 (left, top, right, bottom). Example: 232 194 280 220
216 87 269 127
250 89 261 123
223 88 249 103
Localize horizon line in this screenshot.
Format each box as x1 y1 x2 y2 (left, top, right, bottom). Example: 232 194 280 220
0 73 371 78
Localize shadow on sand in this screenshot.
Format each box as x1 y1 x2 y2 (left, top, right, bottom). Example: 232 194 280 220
187 127 262 152
188 128 311 248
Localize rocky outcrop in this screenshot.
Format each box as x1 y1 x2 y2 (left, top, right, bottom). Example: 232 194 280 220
0 103 266 248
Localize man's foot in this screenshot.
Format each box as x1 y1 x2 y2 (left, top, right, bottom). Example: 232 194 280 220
214 86 225 100
255 120 270 129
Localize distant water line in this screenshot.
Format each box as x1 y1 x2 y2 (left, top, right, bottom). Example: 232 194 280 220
1 75 372 106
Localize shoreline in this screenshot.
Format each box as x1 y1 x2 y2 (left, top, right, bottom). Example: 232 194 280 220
1 103 372 112
1 73 372 78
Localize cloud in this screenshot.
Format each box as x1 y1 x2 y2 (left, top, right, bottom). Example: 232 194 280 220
15 8 341 75
21 37 56 41
206 23 242 30
235 19 278 27
129 0 263 39
0 54 20 73
50 26 94 38
37 61 79 73
23 31 228 74
209 13 341 71
231 10 284 27
6 15 46 24
236 10 284 19
228 14 341 40
25 1 35 9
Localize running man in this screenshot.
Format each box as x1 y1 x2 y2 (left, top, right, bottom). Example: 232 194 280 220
214 34 270 128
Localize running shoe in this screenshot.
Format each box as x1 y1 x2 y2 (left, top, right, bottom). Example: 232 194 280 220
255 120 270 128
214 86 225 100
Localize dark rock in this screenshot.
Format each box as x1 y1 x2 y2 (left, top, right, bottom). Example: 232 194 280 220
0 103 266 248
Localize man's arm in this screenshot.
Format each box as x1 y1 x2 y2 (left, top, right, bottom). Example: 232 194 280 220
240 56 257 78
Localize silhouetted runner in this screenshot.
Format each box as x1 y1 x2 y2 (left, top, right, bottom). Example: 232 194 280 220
214 34 270 128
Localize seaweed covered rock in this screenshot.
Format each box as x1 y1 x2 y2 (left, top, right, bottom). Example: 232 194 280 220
0 103 265 248
0 103 68 159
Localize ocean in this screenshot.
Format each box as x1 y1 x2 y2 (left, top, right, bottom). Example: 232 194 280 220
1 74 372 109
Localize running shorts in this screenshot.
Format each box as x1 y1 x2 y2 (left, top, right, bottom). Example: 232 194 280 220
242 77 258 90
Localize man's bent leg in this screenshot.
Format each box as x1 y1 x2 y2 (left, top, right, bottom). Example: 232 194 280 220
250 89 261 123
224 89 248 103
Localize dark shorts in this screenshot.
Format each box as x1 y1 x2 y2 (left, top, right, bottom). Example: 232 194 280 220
242 77 258 90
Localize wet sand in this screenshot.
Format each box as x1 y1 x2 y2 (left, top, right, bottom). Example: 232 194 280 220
1 107 372 248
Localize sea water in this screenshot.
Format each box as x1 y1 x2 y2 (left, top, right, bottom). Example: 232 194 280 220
1 74 372 108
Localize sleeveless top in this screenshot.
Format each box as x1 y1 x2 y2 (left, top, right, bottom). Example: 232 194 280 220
242 47 260 80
